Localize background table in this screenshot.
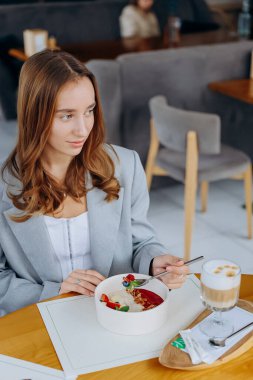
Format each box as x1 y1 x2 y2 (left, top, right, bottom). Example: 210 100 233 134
9 29 239 63
209 79 253 105
0 275 252 379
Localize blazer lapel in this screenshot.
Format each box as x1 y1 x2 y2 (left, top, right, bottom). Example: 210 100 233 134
87 186 124 277
3 207 62 282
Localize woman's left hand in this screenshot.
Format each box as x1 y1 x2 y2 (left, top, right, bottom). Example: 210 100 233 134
151 255 190 289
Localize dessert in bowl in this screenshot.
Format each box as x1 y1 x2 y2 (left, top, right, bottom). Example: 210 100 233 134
95 273 170 335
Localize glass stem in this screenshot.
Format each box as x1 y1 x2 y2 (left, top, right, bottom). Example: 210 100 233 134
213 310 223 325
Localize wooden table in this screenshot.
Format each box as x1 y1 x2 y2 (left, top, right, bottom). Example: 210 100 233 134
62 29 240 62
9 29 240 63
209 79 253 105
0 275 253 379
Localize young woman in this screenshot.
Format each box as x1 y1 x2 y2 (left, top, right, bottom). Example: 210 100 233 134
0 49 188 316
119 0 160 38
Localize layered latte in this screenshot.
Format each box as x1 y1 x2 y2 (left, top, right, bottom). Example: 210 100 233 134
201 260 241 311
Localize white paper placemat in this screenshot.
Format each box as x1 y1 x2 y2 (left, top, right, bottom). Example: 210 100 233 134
0 354 65 380
38 275 204 378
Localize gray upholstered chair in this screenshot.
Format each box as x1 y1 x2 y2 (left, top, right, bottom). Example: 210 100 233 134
146 96 252 261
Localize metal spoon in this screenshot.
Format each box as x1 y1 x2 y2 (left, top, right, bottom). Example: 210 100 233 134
209 321 253 347
133 255 204 287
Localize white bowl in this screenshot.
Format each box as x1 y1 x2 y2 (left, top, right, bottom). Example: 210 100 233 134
94 273 170 335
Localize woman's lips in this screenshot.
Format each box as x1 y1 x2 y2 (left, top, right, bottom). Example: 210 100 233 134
67 139 85 147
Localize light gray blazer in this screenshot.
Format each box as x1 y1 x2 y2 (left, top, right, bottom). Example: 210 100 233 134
0 145 167 315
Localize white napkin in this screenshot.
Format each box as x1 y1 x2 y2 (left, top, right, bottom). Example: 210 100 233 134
179 306 253 365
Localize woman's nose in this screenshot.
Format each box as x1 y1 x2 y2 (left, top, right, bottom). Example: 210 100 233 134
74 116 87 136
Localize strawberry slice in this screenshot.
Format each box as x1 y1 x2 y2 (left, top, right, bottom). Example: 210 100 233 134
100 294 109 303
106 301 121 310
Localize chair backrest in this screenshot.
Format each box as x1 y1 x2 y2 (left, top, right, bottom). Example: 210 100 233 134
149 95 221 154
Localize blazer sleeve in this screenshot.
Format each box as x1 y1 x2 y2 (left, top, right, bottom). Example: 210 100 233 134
0 245 60 316
130 151 167 274
0 184 61 315
0 253 61 316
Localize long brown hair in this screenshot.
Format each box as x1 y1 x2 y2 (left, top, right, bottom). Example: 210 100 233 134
2 49 120 222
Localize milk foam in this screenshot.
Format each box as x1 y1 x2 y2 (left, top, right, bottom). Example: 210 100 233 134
201 260 240 290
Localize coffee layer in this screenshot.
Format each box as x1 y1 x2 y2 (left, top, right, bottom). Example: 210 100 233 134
201 283 239 309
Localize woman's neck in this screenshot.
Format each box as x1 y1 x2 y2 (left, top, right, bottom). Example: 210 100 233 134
41 155 72 183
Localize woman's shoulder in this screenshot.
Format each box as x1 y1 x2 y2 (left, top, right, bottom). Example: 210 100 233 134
0 157 14 186
0 158 21 201
105 144 143 180
0 158 8 204
0 158 6 187
121 5 138 16
0 157 6 170
106 144 136 163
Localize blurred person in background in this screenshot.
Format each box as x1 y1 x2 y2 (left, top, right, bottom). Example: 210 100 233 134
120 0 160 38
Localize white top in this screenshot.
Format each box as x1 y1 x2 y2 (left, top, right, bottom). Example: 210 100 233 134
119 5 160 38
44 212 92 279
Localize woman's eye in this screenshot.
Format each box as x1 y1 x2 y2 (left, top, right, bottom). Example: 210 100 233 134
84 108 95 117
61 114 72 121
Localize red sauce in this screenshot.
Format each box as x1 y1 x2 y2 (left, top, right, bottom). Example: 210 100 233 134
130 289 164 310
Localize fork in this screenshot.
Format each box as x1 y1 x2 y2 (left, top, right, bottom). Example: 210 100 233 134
133 255 204 287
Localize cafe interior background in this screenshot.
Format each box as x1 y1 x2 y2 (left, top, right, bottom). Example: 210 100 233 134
0 0 252 273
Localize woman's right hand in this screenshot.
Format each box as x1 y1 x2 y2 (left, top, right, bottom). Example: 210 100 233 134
59 269 105 296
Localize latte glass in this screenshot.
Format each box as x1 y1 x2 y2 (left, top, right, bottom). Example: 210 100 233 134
200 259 241 338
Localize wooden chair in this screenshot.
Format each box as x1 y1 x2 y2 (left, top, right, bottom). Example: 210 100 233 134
146 96 252 261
